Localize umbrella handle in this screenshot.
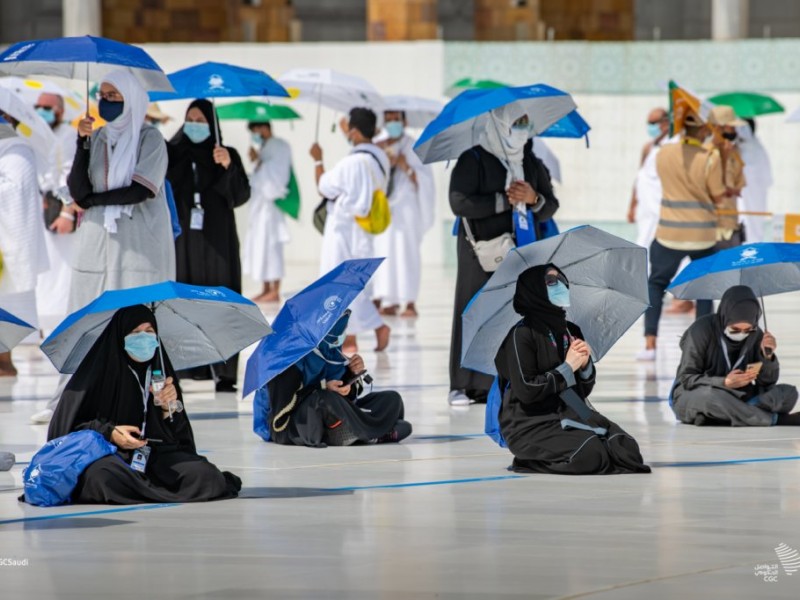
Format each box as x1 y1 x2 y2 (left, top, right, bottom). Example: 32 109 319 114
761 294 768 332
83 65 91 150
212 98 220 146
314 87 322 143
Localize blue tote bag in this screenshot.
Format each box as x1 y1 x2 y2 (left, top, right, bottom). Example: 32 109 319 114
485 377 508 448
23 430 118 506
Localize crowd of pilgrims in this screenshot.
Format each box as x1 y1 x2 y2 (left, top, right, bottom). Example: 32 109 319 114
0 69 798 505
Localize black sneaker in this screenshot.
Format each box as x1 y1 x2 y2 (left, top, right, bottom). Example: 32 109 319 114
215 379 237 393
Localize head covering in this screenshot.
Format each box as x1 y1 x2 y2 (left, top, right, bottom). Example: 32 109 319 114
145 102 170 123
708 105 746 128
48 305 194 450
478 104 528 186
101 70 149 189
293 311 351 386
513 264 569 347
718 285 761 328
167 99 226 191
683 112 704 127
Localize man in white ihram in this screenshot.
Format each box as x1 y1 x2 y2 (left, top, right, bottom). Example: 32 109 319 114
309 107 391 353
737 118 773 243
373 108 435 318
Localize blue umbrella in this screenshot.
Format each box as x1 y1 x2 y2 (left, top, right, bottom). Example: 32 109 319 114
243 257 384 398
41 281 271 374
149 61 289 145
412 84 577 164
461 226 649 376
667 242 800 328
0 35 172 95
0 307 36 353
538 109 591 145
149 61 289 102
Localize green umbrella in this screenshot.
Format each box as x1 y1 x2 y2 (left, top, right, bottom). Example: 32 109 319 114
216 100 301 121
707 92 784 118
445 77 509 98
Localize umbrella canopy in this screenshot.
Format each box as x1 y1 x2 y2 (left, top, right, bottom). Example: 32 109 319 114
41 281 272 374
0 35 172 92
538 109 591 141
0 307 36 353
667 243 800 300
243 258 383 397
383 94 444 129
278 68 384 113
669 80 714 136
413 84 577 164
149 62 289 102
216 100 300 121
446 77 507 97
0 76 86 121
461 226 649 376
0 87 57 172
707 92 784 119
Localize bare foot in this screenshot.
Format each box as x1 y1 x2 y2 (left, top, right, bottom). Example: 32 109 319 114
250 293 268 303
665 299 694 314
374 324 391 352
400 304 418 318
261 291 281 303
0 353 16 377
380 305 399 316
343 335 358 355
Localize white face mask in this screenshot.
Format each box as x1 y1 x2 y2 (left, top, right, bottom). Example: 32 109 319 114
506 127 530 150
724 327 753 342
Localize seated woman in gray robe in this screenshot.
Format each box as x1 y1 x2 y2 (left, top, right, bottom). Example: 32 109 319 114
671 285 799 427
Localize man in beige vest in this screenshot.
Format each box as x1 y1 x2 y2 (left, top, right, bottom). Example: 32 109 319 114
637 112 727 361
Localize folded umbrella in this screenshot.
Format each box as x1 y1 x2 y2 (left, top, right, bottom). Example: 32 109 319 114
0 307 36 353
41 281 271 374
413 84 577 164
461 226 649 376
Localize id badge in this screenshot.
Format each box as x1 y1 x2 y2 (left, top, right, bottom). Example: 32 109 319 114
190 207 204 231
130 445 151 473
516 210 529 230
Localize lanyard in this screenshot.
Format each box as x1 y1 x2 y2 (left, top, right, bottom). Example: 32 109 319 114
720 336 747 372
128 366 152 438
192 163 201 207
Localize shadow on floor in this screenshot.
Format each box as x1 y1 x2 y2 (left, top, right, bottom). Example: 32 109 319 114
237 486 354 499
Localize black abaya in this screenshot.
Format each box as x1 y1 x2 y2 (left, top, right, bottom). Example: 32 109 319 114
267 366 408 448
449 142 559 400
47 306 241 504
167 99 251 385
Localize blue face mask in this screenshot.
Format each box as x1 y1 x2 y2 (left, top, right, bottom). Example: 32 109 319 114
647 123 661 139
36 107 56 125
547 281 571 308
325 332 346 349
250 132 263 146
98 99 124 122
385 121 404 139
183 122 211 144
124 332 159 362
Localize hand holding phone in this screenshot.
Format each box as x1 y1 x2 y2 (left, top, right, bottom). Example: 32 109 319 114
342 370 367 387
746 362 763 375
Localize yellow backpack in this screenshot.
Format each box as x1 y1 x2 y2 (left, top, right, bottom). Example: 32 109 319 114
353 151 391 235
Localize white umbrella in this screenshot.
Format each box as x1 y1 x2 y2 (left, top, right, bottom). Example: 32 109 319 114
383 94 444 129
786 106 800 123
278 68 384 139
0 87 57 173
0 76 86 121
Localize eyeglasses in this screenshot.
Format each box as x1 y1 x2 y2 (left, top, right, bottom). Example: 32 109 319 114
95 91 123 102
544 273 569 288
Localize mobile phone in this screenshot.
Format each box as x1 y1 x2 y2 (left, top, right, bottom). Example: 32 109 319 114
746 362 763 374
342 370 367 387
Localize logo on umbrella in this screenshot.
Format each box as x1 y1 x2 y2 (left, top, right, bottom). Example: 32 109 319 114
191 288 227 299
3 43 34 61
256 106 266 115
208 74 226 91
734 247 764 266
317 295 343 326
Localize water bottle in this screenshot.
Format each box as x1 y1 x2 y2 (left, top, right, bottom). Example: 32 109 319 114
151 369 166 406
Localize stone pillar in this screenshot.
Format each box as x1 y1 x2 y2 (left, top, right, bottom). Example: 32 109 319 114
711 0 749 40
62 0 102 37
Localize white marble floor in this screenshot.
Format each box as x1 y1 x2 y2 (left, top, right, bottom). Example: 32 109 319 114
2 264 800 599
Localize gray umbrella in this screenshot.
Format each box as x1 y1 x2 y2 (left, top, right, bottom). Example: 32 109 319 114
461 226 649 376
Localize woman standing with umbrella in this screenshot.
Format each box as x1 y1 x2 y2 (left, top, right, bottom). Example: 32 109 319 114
448 105 560 406
495 265 650 475
167 99 250 392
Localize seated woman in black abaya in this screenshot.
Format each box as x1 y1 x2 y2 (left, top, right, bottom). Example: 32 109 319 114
494 264 650 475
47 305 241 504
256 311 411 447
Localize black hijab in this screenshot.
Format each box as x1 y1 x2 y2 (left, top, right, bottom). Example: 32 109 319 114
167 98 226 191
716 285 762 359
48 306 189 447
513 263 569 341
